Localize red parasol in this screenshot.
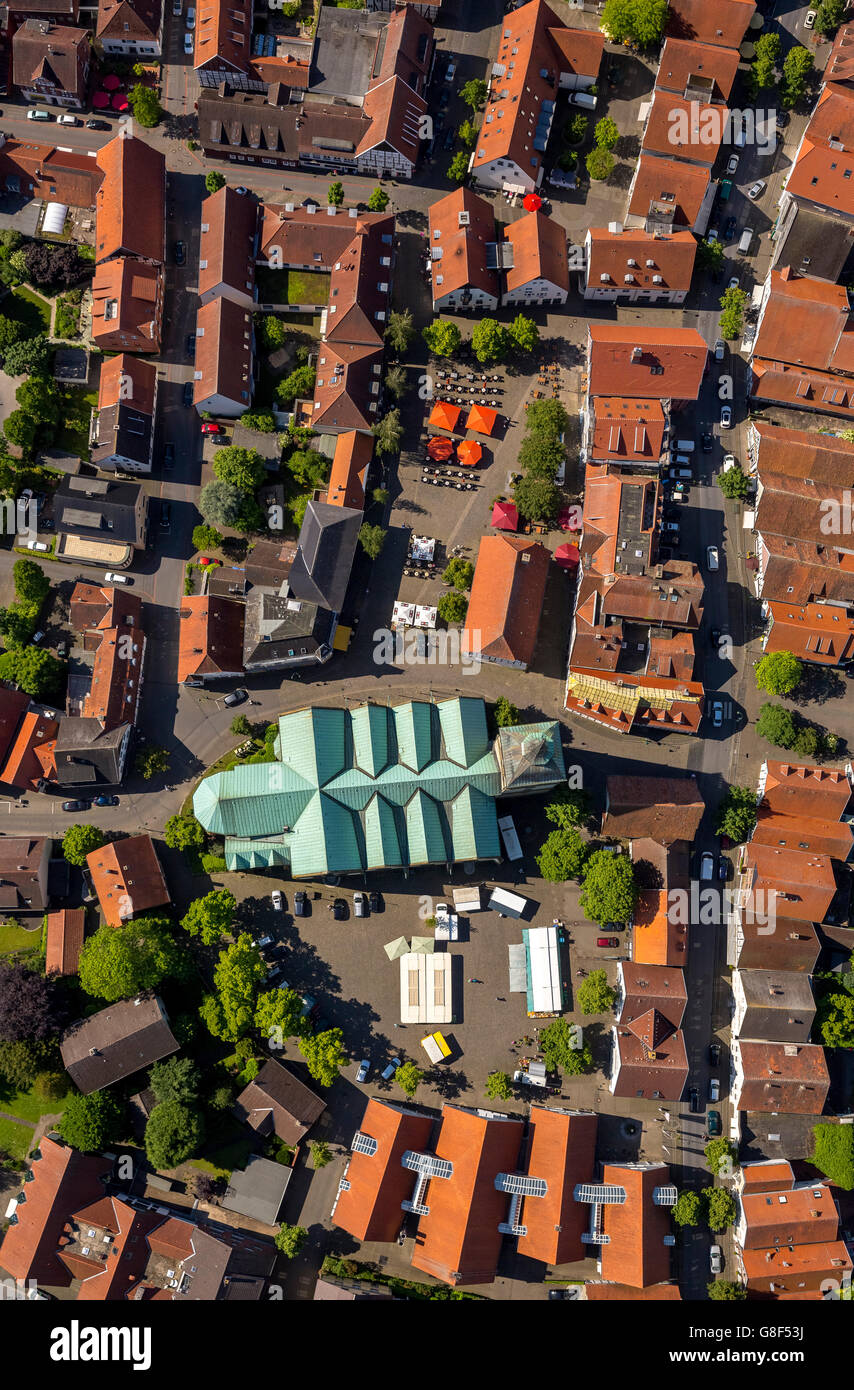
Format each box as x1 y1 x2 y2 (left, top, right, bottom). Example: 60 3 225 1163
427 436 454 461
92 92 110 108
491 500 518 532
112 93 129 111
457 439 482 466
102 74 121 90
523 193 542 212
554 543 580 569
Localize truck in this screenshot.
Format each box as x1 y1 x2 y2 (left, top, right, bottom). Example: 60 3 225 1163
513 1060 548 1088
421 1032 451 1065
434 902 459 940
488 886 529 919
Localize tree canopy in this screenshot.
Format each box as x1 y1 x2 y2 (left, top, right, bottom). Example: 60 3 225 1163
298 1027 347 1087
255 987 306 1047
164 811 207 852
128 83 162 126
672 1190 703 1227
385 309 415 354
513 473 559 523
205 170 227 194
715 785 757 843
212 446 266 492
536 827 588 882
0 962 65 1042
576 969 617 1015
579 850 637 925
755 650 803 696
367 185 390 211
719 286 749 341
494 697 519 728
78 917 187 1004
756 702 798 749
180 888 237 948
145 1100 204 1170
199 933 265 1042
327 181 344 206
460 78 488 109
704 1137 739 1179
485 1070 513 1100
61 823 104 866
782 45 814 108
396 1061 424 1098
601 0 668 48
59 1091 124 1153
423 320 461 358
471 318 510 364
717 463 751 499
704 1187 736 1232
358 523 387 560
149 1056 201 1107
586 147 615 181
708 1281 746 1301
810 1123 854 1189
0 646 64 701
507 314 538 354
541 1018 591 1074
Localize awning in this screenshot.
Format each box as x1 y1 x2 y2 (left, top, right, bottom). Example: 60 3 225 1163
410 935 435 954
508 943 527 993
384 936 409 960
42 202 68 236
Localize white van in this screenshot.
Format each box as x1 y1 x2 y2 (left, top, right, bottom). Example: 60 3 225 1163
104 571 132 585
674 439 695 453
571 90 597 109
27 109 52 121
738 227 753 254
498 814 523 861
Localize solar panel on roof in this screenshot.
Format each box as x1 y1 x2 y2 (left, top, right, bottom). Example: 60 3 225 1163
574 1183 627 1205
351 1132 378 1157
495 1173 547 1197
401 1150 452 1179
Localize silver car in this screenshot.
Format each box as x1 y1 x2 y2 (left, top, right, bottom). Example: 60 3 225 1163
710 1244 723 1275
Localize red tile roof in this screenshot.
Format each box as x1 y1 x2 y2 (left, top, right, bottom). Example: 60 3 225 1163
194 296 253 412
786 85 854 217
743 842 836 922
587 227 697 296
312 342 383 431
0 687 29 767
599 1164 673 1288
259 204 389 271
321 214 394 349
733 917 821 973
198 183 257 302
410 1105 524 1286
751 358 854 419
358 75 427 169
97 0 160 42
590 397 667 463
628 153 710 226
194 0 251 75
741 1183 840 1249
586 1281 681 1299
734 1041 830 1113
741 1161 795 1191
765 599 854 665
97 352 156 415
427 186 498 304
742 1239 852 1293
665 0 756 48
95 133 164 266
760 759 853 820
588 324 707 399
603 773 704 843
515 1108 597 1265
325 430 373 510
70 582 142 633
826 23 854 85
0 1136 104 1285
177 596 245 684
91 257 161 354
546 24 604 80
504 211 569 295
753 268 854 372
470 0 565 184
334 1098 434 1242
462 534 550 667
642 92 727 166
0 709 57 790
752 807 853 859
749 420 854 485
12 20 89 99
656 37 739 101
83 624 145 727
45 908 85 976
86 834 170 927
632 890 686 968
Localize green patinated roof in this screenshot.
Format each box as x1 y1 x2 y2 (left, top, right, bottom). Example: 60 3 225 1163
194 698 562 877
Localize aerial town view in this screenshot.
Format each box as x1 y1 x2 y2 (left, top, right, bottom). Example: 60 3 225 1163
0 0 850 1358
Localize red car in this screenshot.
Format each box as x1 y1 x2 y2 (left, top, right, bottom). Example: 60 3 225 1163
201 423 222 435
597 937 620 948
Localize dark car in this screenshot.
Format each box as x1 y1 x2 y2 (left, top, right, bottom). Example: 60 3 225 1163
707 1110 722 1138
182 381 194 408
332 897 347 920
710 627 720 647
95 794 119 807
164 442 176 470
41 518 54 530
369 890 383 913
186 333 196 356
702 432 713 453
223 688 248 707
443 126 456 150
86 119 110 130
709 1042 721 1067
159 501 171 531
62 799 89 812
293 890 308 917
724 215 737 240
174 241 186 266
439 87 451 108
718 857 729 881
689 1085 701 1113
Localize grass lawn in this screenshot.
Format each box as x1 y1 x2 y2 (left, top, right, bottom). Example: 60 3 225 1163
0 1080 73 1124
286 270 330 305
0 1114 34 1162
0 918 42 961
56 385 97 459
8 285 51 335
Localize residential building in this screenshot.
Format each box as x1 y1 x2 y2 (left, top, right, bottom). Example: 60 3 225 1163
45 908 85 976
461 535 550 670
96 0 162 56
770 200 854 285
752 266 854 373
0 137 102 208
826 21 854 86
221 1155 291 1228
0 836 51 913
583 226 696 304
626 154 712 233
258 202 389 277
0 708 58 792
12 19 89 107
86 834 170 927
197 93 370 172
640 92 728 168
597 1163 675 1289
514 1107 598 1266
233 1059 326 1146
193 0 259 92
602 773 704 844
90 257 162 354
287 500 362 615
53 720 133 788
501 211 569 306
90 354 158 474
734 1176 851 1297
311 343 384 432
727 915 821 973
610 962 689 1101
60 992 178 1092
749 360 854 420
198 183 258 310
242 587 336 674
0 1137 106 1286
95 133 165 265
177 596 245 686
758 758 853 821
586 397 668 469
427 187 499 313
664 0 756 49
731 970 816 1044
746 418 854 487
735 842 837 925
4 0 80 31
781 83 854 233
193 698 566 875
325 430 372 511
587 325 707 402
193 296 253 417
69 581 143 633
731 1040 830 1113
54 476 148 551
762 600 854 666
333 1098 435 1242
655 37 739 103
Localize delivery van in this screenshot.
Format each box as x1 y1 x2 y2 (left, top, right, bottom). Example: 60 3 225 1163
571 90 597 109
498 814 523 861
421 1032 451 1065
739 227 754 254
674 439 695 453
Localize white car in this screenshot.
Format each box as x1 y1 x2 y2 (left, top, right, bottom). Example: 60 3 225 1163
727 276 739 291
747 180 766 200
445 60 456 82
709 1077 721 1103
706 227 719 244
27 540 49 552
707 545 720 571
172 0 182 12
271 890 283 911
726 154 739 175
804 9 816 27
714 339 725 360
104 571 133 585
700 851 715 879
720 405 732 428
183 31 193 53
57 113 79 126
186 5 195 25
723 454 737 472
710 1245 723 1275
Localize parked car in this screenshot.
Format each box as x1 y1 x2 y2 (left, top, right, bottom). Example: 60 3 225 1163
707 545 720 570
186 4 195 24
164 442 176 470
711 699 724 728
381 1057 401 1081
353 891 367 917
104 571 132 586
720 406 732 429
172 0 182 13
56 641 69 658
186 333 196 356
726 154 739 174
86 119 110 130
234 186 249 195
174 240 186 265
804 9 816 27
369 890 383 913
707 1110 722 1137
706 227 719 244
710 1244 723 1275
710 627 720 647
443 126 456 150
702 432 713 452
57 113 79 127
445 59 456 82
597 936 620 948
293 890 308 917
714 338 725 360
183 31 193 53
724 216 737 240
439 87 450 108
747 180 766 200
356 1059 370 1083
201 422 222 435
26 540 49 552
332 897 347 920
62 800 89 812
700 851 715 881
26 109 53 121
223 688 248 707
709 1077 721 1103
182 381 194 407
709 1041 721 1067
718 857 729 881
94 794 119 807
727 276 740 291
271 890 283 911
689 1085 701 1113
159 501 171 531
32 630 44 644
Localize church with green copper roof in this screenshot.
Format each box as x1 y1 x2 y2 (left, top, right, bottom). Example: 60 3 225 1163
193 697 566 876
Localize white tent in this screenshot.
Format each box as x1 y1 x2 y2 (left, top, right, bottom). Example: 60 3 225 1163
43 202 68 235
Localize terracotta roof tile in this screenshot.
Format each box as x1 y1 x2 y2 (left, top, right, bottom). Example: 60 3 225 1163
194 0 251 75
0 1136 104 1285
588 324 707 399
665 0 756 48
0 709 58 790
325 430 372 510
97 0 160 41
82 624 145 728
826 22 854 85
312 342 383 431
627 153 710 227
97 353 156 415
462 534 550 667
333 1098 434 1242
193 296 253 412
177 596 244 684
643 91 727 165
750 420 854 485
515 1107 597 1265
0 687 29 767
86 834 170 926
358 75 426 170
753 268 854 371
95 134 164 265
12 19 89 99
741 1161 795 1191
198 184 257 302
427 186 498 304
70 581 142 633
470 0 565 184
600 1164 673 1287
91 258 161 354
587 227 696 296
504 210 568 295
761 759 853 820
656 37 739 101
743 842 836 922
750 357 854 419
734 1041 830 1112
45 908 85 976
741 1183 840 1249
765 599 854 665
603 773 704 843
546 24 604 80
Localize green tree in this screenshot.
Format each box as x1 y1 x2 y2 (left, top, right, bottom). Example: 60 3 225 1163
163 811 206 852
749 31 781 95
782 46 814 109
128 83 162 127
12 557 49 607
145 1100 203 1170
471 318 510 365
213 446 266 492
0 603 38 648
704 1187 736 1232
447 151 470 182
205 170 227 194
240 410 277 432
541 1017 589 1072
576 968 617 1015
327 181 345 206
0 316 24 353
149 1057 201 1107
396 1061 424 1098
385 308 415 354
0 647 64 701
134 744 170 780
298 1027 347 1087
255 987 305 1046
3 409 36 453
437 590 468 624
192 524 223 551
716 786 757 843
422 319 462 358
460 78 488 110
372 407 403 457
372 487 390 506
816 0 846 36
260 315 287 352
518 431 563 478
544 787 591 830
494 696 519 727
181 889 236 948
580 850 637 925
3 334 51 377
601 0 668 47
586 146 614 178
507 313 539 355
755 650 803 696
526 399 569 434
717 463 750 499
568 112 588 143
708 1280 746 1301
442 556 474 590
59 1091 124 1153
458 118 477 149
756 702 798 748
0 1038 42 1089
536 827 588 882
513 473 559 523
79 916 186 1003
310 1140 332 1167
358 522 387 560
384 364 408 400
810 1123 854 1188
793 723 821 758
594 116 619 150
231 714 251 736
199 479 244 529
704 1137 739 1179
719 286 749 341
367 185 389 211
199 933 265 1042
818 992 854 1048
275 1223 307 1258
275 364 316 408
696 237 724 275
485 1070 513 1100
672 1190 703 1227
61 824 105 867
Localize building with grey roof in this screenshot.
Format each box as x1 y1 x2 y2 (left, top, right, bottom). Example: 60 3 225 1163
221 1155 293 1227
60 992 178 1093
287 499 362 615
